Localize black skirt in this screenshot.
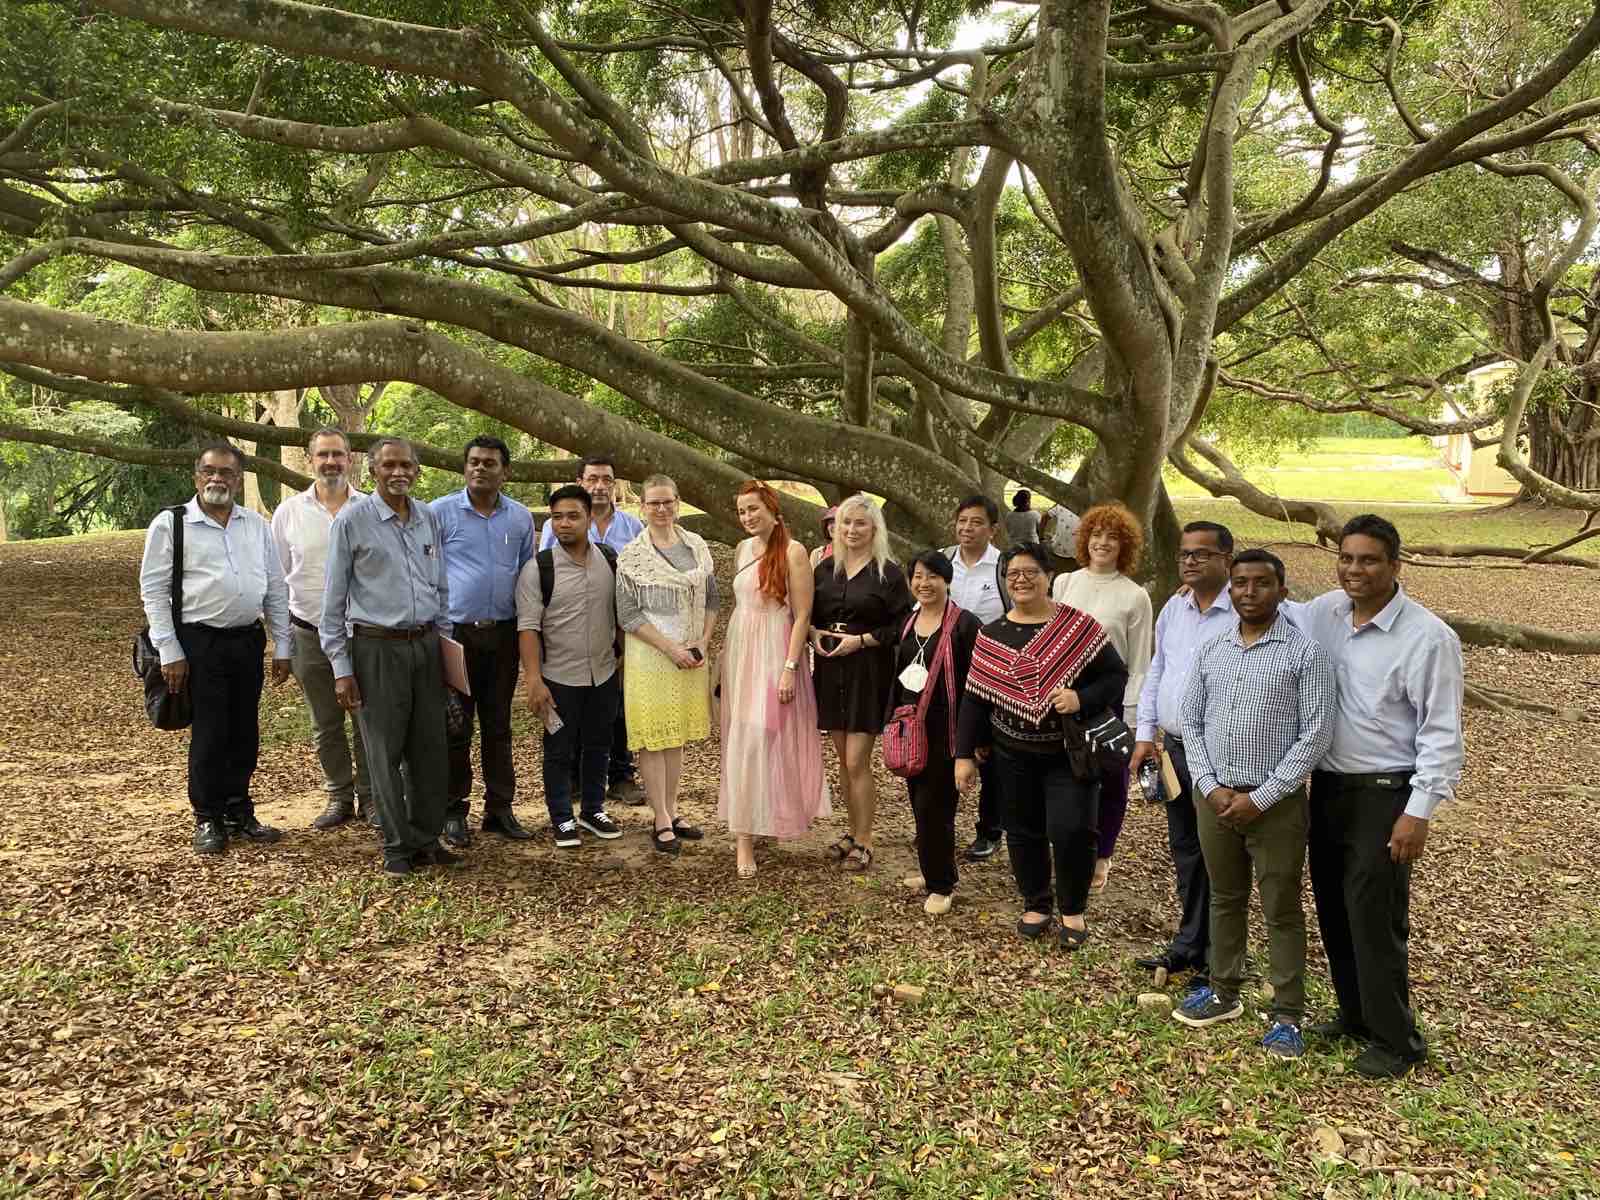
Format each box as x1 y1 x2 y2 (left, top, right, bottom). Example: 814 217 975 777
815 644 896 733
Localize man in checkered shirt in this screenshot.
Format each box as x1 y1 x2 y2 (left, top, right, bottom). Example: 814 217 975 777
1172 549 1336 1058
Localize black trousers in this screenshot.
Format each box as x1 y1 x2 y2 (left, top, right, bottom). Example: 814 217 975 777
907 725 960 896
1310 770 1427 1060
974 756 1001 841
994 746 1098 918
177 622 266 822
570 668 636 792
446 621 520 818
1164 738 1212 972
544 674 622 824
353 632 448 862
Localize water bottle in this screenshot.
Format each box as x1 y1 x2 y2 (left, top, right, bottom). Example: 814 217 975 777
1138 759 1163 803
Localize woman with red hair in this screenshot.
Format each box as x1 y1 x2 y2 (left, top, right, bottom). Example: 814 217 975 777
1051 502 1153 893
719 482 830 878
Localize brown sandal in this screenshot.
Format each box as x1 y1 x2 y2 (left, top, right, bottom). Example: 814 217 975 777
841 844 874 872
829 834 857 861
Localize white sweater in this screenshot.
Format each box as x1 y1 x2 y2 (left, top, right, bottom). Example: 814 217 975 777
1051 569 1153 725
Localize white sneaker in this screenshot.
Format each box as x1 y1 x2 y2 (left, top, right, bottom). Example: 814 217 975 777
924 893 952 916
900 873 926 893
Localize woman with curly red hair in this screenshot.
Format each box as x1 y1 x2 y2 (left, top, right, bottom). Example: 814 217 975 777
718 481 830 878
1051 502 1153 893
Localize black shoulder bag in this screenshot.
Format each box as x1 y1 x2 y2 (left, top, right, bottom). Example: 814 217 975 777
133 505 194 730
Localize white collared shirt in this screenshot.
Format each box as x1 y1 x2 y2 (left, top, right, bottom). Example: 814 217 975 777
947 542 1005 623
271 483 366 624
139 497 291 665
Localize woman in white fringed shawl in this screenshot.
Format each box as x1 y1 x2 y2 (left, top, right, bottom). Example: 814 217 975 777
615 474 719 855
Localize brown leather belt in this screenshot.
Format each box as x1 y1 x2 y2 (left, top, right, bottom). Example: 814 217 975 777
352 622 434 641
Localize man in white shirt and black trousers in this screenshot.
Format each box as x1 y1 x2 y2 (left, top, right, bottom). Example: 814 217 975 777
139 442 293 855
1291 514 1464 1078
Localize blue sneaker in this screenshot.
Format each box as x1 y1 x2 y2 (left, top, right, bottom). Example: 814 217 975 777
1262 1021 1305 1058
1172 985 1244 1028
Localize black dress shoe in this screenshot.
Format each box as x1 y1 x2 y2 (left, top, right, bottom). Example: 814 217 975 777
481 810 533 840
414 846 467 869
311 798 354 830
383 856 412 876
227 816 284 844
1305 1016 1369 1043
442 816 471 848
1353 1044 1425 1079
193 819 227 855
1134 950 1204 974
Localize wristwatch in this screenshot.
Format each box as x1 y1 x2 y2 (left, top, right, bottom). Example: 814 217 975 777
784 659 798 670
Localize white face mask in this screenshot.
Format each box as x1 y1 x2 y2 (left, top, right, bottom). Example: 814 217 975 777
898 660 928 693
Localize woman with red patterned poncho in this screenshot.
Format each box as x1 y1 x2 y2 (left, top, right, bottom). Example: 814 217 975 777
955 543 1128 950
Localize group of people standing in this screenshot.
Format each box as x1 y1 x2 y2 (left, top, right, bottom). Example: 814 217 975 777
140 439 1461 1081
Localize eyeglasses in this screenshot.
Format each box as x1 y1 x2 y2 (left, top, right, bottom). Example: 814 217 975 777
1004 569 1043 583
642 499 676 508
1177 549 1222 563
196 466 240 479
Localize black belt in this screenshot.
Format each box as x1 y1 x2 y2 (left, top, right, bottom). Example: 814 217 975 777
460 618 515 630
290 615 317 632
1314 769 1412 790
181 621 259 638
352 622 435 641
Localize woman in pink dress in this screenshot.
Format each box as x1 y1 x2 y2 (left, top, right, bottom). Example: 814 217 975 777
719 481 830 878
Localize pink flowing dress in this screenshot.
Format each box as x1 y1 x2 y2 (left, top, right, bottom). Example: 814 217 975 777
718 542 831 837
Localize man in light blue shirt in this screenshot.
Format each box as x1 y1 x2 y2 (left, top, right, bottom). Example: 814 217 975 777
321 437 454 876
432 436 537 847
1128 521 1237 983
539 454 646 805
1291 514 1464 1078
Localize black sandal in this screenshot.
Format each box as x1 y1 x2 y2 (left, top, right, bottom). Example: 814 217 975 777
671 818 704 841
829 834 857 861
1016 915 1053 940
651 826 681 856
1058 923 1090 951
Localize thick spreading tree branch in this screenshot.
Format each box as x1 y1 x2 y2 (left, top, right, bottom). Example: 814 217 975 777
0 420 311 489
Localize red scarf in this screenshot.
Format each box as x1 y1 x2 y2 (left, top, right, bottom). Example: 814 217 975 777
966 604 1108 726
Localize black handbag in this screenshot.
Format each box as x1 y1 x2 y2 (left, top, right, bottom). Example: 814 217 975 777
133 505 194 731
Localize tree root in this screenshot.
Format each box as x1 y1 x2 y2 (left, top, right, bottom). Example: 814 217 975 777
1464 683 1590 721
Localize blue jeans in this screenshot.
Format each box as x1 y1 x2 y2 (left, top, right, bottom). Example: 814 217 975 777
543 674 621 824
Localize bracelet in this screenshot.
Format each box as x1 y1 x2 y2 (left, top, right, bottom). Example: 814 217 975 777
783 660 798 671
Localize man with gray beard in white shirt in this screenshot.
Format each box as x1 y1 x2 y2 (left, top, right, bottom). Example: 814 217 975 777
139 442 293 855
1290 514 1464 1078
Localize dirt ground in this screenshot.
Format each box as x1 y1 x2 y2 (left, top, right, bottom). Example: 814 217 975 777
1 530 1597 1197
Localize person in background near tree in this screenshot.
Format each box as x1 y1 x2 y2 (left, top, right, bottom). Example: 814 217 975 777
1173 550 1335 1059
810 494 913 873
1129 521 1236 984
431 435 537 847
321 437 457 877
140 441 292 855
1051 502 1153 893
1003 489 1042 546
541 454 647 807
1044 500 1081 574
271 428 375 831
955 543 1127 949
516 484 625 849
616 474 716 855
1292 513 1463 1078
809 506 837 569
942 494 1008 863
891 549 982 916
719 481 830 879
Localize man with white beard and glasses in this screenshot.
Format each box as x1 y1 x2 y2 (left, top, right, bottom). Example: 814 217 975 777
139 441 292 855
321 437 456 876
271 427 375 831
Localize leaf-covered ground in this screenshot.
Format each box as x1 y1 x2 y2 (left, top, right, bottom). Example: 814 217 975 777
2 530 1596 1199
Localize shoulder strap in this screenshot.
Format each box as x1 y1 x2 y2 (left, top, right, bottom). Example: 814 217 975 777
596 543 618 572
537 548 554 608
169 504 186 629
995 558 1011 611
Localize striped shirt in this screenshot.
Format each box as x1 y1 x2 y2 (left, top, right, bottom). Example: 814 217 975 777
1179 611 1336 811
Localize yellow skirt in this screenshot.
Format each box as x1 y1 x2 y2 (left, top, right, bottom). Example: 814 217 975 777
623 634 711 752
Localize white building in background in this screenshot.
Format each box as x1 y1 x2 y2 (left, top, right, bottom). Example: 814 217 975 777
1434 362 1520 498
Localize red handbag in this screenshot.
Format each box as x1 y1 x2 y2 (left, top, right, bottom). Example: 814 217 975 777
882 605 959 779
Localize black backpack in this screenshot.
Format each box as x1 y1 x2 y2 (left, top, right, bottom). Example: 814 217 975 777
133 505 194 730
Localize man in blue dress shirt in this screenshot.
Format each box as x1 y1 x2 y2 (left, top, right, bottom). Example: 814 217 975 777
432 436 537 846
539 454 646 806
321 437 456 876
1291 514 1464 1078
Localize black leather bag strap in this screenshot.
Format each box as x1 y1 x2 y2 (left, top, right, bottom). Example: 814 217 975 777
168 504 186 630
